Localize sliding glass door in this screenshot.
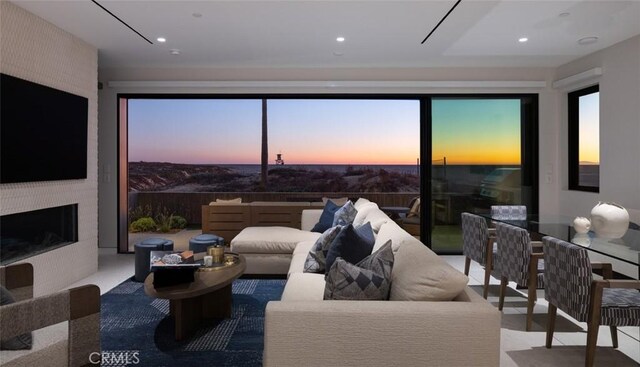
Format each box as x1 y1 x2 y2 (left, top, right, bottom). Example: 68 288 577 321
428 97 537 253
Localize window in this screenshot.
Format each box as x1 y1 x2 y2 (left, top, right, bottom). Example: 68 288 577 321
568 85 600 192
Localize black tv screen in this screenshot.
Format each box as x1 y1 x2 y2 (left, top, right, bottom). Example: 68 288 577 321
1 73 88 183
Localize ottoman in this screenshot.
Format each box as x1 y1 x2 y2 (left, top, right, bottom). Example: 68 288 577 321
230 227 321 275
189 233 224 253
134 238 174 282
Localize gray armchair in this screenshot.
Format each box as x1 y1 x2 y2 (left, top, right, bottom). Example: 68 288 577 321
0 263 100 367
542 236 640 367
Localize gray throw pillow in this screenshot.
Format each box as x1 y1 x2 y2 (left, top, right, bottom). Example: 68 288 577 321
332 201 357 227
0 286 33 350
303 225 342 273
324 240 394 300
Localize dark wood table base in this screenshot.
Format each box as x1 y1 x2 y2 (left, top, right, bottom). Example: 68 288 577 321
169 284 232 340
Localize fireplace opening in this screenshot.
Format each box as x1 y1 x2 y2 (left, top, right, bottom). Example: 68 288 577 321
0 204 78 265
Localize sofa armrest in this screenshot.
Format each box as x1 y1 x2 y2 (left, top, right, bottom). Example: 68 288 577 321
0 284 100 367
264 288 500 367
301 209 322 231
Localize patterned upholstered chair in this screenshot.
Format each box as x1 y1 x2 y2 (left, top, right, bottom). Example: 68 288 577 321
490 205 527 220
0 263 101 367
542 236 640 367
461 212 496 299
495 222 544 331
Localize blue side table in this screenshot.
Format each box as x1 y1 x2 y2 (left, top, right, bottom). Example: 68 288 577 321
189 234 224 253
134 238 174 282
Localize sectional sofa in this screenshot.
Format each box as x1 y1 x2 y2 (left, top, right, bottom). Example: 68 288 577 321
231 199 501 366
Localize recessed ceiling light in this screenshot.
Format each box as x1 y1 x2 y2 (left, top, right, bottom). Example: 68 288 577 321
192 13 202 18
336 37 345 42
578 36 598 45
157 37 166 43
169 49 180 55
333 51 344 56
518 37 528 43
559 12 570 18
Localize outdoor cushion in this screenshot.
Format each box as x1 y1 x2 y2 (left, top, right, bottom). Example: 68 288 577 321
231 227 321 254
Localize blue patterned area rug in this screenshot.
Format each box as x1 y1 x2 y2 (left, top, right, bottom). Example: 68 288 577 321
100 278 286 367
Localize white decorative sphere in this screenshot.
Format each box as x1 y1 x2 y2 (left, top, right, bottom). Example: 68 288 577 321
590 202 630 239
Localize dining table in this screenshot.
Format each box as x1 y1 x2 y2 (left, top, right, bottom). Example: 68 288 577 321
480 213 640 279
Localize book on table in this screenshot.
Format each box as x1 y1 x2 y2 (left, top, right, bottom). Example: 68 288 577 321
150 250 201 288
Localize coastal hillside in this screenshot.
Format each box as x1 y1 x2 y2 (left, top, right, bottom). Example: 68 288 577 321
128 162 420 193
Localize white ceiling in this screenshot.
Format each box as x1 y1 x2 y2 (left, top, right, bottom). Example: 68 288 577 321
11 0 640 69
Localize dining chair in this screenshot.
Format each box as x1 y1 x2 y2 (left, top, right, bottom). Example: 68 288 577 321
542 236 640 367
491 205 527 220
461 212 496 299
495 221 544 331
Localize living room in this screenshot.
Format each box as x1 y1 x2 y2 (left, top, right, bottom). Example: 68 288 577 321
1 1 639 366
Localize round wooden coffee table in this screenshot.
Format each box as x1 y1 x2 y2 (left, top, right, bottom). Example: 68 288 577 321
144 254 246 340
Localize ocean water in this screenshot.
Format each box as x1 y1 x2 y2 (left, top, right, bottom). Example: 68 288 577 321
217 164 421 175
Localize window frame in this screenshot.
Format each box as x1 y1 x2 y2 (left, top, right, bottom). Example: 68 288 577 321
568 84 600 192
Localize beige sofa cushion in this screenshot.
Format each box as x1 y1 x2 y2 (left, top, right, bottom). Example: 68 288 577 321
288 240 315 277
390 239 469 301
373 220 413 253
353 197 372 210
231 227 321 254
281 273 325 301
352 202 378 227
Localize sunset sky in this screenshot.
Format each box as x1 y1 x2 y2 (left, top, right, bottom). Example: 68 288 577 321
128 99 420 165
128 98 525 166
432 99 521 165
578 92 600 164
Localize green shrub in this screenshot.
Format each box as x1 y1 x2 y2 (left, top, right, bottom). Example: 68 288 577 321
129 217 156 232
170 215 187 229
155 210 173 233
129 204 153 223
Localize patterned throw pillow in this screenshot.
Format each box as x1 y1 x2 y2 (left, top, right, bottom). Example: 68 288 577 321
311 200 341 233
324 241 394 300
332 201 358 227
325 222 375 274
303 226 342 273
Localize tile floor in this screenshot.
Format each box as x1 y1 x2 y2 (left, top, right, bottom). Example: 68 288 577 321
74 249 640 366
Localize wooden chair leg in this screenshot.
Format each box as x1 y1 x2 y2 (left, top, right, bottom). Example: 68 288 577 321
464 257 471 276
526 281 536 331
483 266 491 299
586 282 604 367
546 304 557 348
610 326 618 348
526 260 539 332
498 276 508 311
483 244 493 299
585 322 599 367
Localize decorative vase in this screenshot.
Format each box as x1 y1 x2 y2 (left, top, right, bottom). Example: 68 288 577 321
573 217 591 234
590 202 630 239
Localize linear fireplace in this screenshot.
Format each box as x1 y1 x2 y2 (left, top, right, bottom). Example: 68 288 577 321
0 204 78 265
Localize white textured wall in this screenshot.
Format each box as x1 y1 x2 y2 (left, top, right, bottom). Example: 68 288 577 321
0 2 98 295
97 66 559 248
554 35 640 217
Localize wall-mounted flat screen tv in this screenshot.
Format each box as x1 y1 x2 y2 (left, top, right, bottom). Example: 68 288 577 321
1 73 88 183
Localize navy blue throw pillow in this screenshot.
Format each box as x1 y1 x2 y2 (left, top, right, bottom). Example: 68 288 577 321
311 200 340 233
325 223 375 274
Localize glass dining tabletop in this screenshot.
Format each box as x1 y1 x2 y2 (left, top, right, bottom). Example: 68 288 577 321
479 213 640 267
